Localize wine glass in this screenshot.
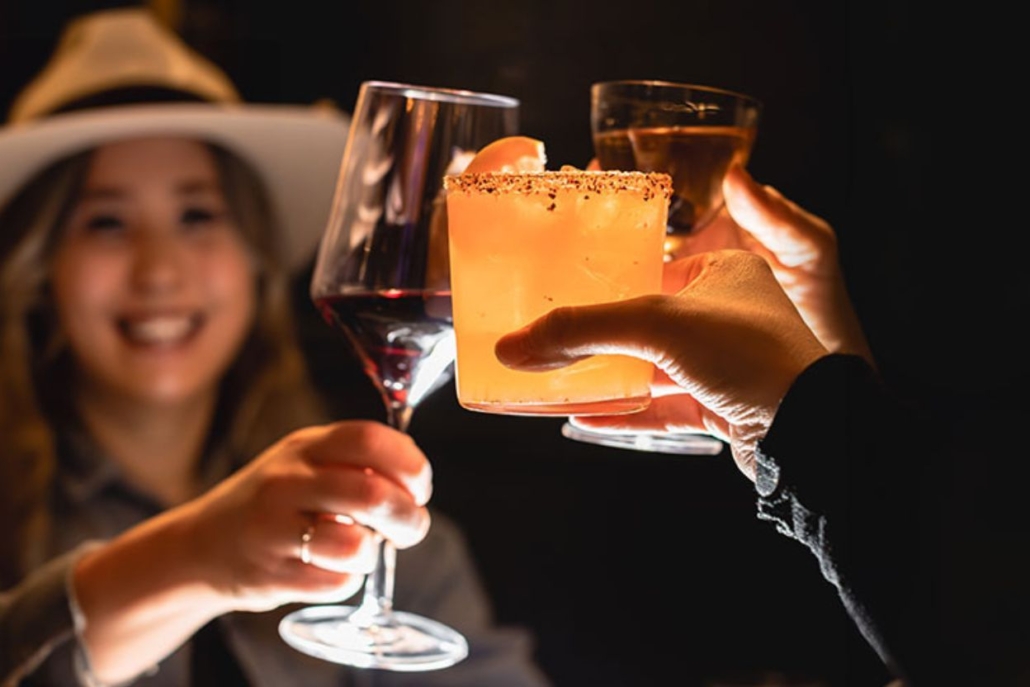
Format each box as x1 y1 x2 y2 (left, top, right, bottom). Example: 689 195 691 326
561 79 761 456
278 80 519 671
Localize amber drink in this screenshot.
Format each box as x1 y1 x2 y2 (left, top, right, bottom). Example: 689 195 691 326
444 169 671 415
591 80 761 260
594 124 755 238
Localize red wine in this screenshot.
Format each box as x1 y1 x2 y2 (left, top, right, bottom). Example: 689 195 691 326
594 125 755 235
315 290 454 411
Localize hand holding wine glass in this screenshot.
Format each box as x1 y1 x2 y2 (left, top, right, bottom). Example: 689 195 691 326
181 420 432 612
279 80 519 671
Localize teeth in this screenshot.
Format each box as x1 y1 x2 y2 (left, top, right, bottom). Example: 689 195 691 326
123 316 195 344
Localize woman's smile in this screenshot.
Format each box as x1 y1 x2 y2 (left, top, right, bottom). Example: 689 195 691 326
116 312 205 347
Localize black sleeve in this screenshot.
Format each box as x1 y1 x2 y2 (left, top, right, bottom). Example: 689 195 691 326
752 354 964 687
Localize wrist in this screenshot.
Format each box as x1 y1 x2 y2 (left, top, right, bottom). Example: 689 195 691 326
154 501 238 616
70 508 232 684
73 506 232 635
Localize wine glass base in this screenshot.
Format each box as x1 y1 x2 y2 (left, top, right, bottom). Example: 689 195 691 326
562 421 724 455
279 604 469 671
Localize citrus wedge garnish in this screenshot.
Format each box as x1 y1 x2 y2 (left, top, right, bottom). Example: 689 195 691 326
463 135 547 174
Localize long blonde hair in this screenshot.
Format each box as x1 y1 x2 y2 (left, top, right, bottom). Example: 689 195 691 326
0 142 329 586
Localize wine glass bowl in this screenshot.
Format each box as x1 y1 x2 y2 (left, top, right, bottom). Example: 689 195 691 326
281 80 519 671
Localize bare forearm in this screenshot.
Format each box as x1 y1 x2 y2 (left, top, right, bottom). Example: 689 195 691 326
72 507 230 684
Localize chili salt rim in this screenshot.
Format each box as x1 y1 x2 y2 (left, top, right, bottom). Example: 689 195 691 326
443 170 672 200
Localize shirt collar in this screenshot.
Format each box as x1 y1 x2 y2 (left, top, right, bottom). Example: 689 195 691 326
56 425 238 506
57 426 125 506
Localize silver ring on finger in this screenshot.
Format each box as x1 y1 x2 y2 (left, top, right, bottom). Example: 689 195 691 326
299 517 316 565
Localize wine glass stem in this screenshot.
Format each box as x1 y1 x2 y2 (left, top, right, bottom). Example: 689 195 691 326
350 400 410 626
351 535 396 624
387 402 413 434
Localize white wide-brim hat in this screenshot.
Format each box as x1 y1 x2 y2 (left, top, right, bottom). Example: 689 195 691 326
0 7 349 272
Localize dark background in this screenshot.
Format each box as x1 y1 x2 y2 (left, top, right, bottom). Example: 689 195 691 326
2 1 1025 685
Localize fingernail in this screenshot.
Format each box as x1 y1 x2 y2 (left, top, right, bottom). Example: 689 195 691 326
494 334 530 367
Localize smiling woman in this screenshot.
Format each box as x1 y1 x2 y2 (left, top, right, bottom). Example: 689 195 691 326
0 6 550 687
43 138 260 504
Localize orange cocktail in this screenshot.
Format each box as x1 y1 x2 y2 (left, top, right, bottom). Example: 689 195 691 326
444 168 671 415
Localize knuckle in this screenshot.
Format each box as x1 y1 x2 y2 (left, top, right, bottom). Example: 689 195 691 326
339 420 388 458
252 463 301 503
324 524 367 560
540 305 577 335
350 469 390 510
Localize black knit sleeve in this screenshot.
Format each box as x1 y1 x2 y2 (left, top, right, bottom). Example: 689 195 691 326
753 354 963 687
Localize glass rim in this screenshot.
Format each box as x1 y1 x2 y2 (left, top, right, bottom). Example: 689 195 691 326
591 79 761 108
443 169 673 197
360 80 520 108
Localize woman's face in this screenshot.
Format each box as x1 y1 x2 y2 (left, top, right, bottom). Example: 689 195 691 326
50 137 257 408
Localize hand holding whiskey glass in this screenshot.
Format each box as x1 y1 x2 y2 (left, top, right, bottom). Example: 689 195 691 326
562 80 761 455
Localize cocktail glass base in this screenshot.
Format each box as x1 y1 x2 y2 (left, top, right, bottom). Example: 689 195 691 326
561 421 724 455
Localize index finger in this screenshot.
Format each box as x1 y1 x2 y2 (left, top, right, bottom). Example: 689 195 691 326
494 296 672 371
723 165 831 267
290 421 433 506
